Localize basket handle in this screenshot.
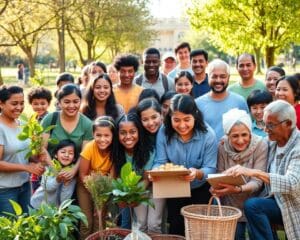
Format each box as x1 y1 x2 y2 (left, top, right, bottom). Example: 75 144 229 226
207 195 223 217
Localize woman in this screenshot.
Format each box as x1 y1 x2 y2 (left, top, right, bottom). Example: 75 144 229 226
42 84 93 183
226 100 300 240
174 71 194 96
80 74 123 121
154 94 218 236
211 108 267 240
275 75 300 129
0 85 44 215
265 66 285 99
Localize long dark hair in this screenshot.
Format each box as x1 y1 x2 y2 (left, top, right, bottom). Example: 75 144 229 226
114 110 154 176
81 74 119 120
164 94 207 143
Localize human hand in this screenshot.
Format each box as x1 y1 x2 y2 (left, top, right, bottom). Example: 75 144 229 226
26 162 45 176
183 168 198 182
224 165 251 177
210 183 241 197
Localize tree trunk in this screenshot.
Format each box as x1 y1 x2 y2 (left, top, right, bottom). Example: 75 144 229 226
87 41 93 63
0 67 3 86
58 2 65 73
265 46 275 68
254 48 262 74
25 50 35 77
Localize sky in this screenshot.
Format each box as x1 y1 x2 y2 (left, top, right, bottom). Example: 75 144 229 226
149 0 186 18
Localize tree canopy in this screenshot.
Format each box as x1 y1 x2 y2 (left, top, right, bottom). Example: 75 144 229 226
187 0 300 68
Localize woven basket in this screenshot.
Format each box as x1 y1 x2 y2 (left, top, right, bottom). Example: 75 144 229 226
181 196 242 240
150 234 185 240
85 228 131 240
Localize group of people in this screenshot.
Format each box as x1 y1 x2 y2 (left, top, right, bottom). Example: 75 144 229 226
1 41 300 240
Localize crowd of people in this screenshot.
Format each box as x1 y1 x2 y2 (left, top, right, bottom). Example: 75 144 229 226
1 41 300 240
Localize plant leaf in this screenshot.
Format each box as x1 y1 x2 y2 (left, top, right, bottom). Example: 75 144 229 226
59 223 68 238
9 200 22 216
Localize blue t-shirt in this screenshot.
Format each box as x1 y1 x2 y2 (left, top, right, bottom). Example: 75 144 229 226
192 74 210 98
195 91 249 141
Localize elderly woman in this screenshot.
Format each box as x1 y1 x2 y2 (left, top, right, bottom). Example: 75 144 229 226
211 108 267 240
226 100 300 240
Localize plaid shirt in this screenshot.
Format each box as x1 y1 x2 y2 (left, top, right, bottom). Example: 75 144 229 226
267 128 300 239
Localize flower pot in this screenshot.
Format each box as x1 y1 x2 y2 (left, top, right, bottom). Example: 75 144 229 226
85 228 131 240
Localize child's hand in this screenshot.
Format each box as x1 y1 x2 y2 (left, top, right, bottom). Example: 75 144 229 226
58 168 76 182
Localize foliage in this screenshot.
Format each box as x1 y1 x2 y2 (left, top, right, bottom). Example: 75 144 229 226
0 199 87 240
30 69 45 86
45 159 73 177
84 173 113 211
18 114 58 159
187 0 300 67
110 162 153 208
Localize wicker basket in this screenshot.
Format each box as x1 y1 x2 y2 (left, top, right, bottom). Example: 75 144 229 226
181 196 242 240
150 234 185 240
85 228 131 240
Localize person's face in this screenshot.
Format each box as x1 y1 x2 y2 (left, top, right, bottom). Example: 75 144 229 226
59 93 81 117
161 99 171 118
56 145 75 167
265 71 281 96
90 65 105 79
250 103 268 123
0 93 24 120
191 55 208 75
140 108 162 134
118 121 139 152
175 76 193 95
108 66 118 84
275 80 296 105
171 111 195 141
31 98 49 117
237 56 256 81
263 111 291 146
118 66 135 87
162 58 176 74
93 126 113 151
144 54 160 76
176 47 190 64
209 68 229 93
93 78 111 102
228 124 251 152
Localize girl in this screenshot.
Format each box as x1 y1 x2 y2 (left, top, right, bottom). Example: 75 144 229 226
81 74 124 120
78 116 117 239
154 94 218 236
30 140 77 208
115 111 157 233
275 75 300 129
175 71 194 96
42 84 93 183
265 66 285 99
211 108 267 240
0 85 44 215
160 91 176 119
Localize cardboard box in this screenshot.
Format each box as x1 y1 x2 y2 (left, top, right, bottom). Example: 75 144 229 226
207 173 246 189
147 170 191 198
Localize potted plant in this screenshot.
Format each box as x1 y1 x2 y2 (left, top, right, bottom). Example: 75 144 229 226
0 199 87 240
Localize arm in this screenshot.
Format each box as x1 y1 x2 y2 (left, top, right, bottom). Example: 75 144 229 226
79 156 91 183
153 127 168 168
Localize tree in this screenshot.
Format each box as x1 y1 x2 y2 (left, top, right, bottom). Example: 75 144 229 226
188 0 300 69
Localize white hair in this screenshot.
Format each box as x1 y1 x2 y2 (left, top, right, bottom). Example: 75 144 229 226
207 59 230 76
264 100 296 129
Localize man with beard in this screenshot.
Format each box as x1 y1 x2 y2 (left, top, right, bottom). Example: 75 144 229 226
195 59 249 140
229 53 266 99
190 49 210 98
135 48 174 98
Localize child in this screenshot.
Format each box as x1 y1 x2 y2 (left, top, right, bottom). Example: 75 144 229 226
247 89 273 137
115 111 157 233
78 116 118 239
160 91 176 119
30 139 77 209
28 87 52 122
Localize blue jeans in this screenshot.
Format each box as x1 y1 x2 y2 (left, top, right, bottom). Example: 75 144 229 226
120 207 131 229
235 222 246 240
244 197 283 240
0 182 31 216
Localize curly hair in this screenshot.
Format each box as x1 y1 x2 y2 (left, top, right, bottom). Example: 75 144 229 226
113 54 139 72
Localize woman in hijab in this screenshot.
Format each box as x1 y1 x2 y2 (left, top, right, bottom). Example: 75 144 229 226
210 108 268 240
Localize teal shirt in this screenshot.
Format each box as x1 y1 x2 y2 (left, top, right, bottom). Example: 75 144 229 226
42 112 93 157
228 80 266 99
125 151 155 176
252 121 267 137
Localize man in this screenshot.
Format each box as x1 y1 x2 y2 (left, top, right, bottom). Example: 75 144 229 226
167 42 193 80
190 49 210 98
227 100 300 240
135 48 174 97
229 53 266 99
113 54 143 113
195 59 249 140
161 52 176 76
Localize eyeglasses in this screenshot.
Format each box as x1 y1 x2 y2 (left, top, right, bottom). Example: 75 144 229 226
264 120 288 130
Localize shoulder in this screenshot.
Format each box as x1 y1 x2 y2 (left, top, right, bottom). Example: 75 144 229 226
79 113 92 124
254 80 266 87
134 74 144 85
195 93 209 104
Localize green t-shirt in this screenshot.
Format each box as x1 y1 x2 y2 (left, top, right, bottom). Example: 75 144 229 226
42 112 93 157
228 80 266 99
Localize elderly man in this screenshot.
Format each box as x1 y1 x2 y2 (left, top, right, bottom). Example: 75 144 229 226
195 59 248 140
226 100 300 240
